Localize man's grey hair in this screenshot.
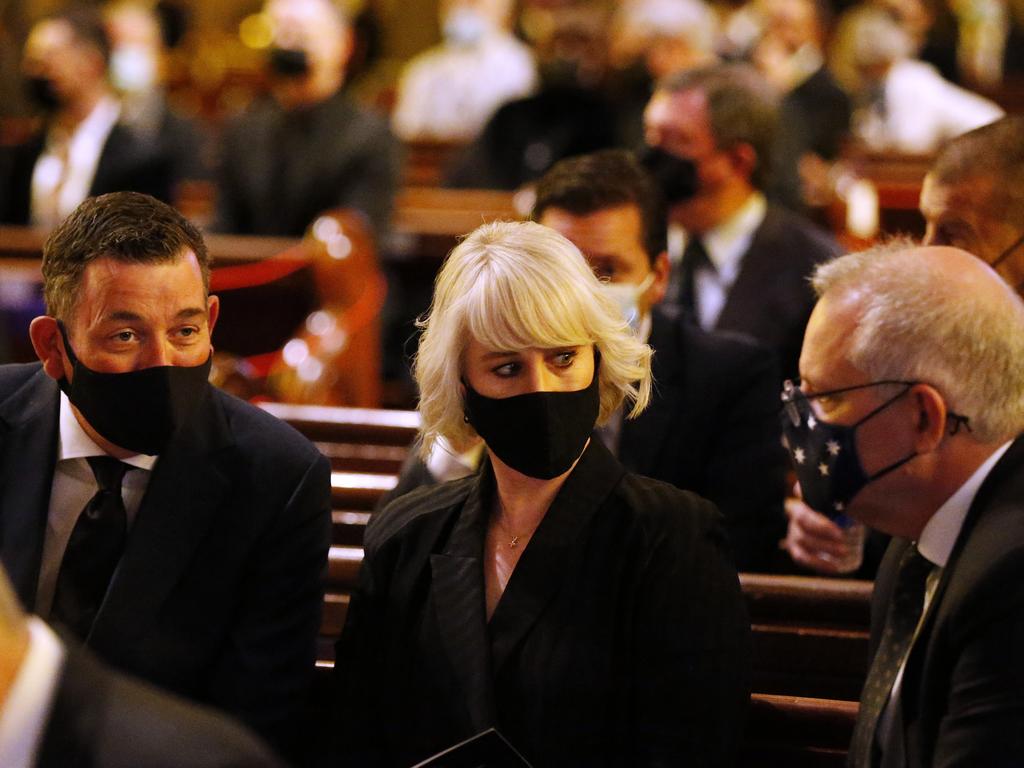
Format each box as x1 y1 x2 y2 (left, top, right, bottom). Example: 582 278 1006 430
812 241 1024 443
931 116 1024 228
658 63 778 190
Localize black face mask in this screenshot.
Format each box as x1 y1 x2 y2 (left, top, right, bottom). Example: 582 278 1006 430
57 322 212 456
25 76 62 112
463 366 600 480
268 47 310 79
639 145 700 204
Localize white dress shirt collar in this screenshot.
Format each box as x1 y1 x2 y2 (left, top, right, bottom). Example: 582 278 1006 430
0 618 66 768
917 441 1012 567
59 392 157 472
701 191 767 278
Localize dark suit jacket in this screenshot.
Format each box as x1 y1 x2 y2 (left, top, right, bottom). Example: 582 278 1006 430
0 363 331 758
0 123 173 225
785 67 852 162
709 204 841 381
619 307 787 571
37 644 285 768
216 90 400 239
866 437 1024 766
335 439 751 767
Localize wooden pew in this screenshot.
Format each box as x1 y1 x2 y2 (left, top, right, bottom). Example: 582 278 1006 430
742 694 858 768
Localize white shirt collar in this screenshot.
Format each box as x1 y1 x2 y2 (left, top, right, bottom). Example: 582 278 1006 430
58 392 157 472
917 441 1012 567
0 617 66 768
700 191 767 283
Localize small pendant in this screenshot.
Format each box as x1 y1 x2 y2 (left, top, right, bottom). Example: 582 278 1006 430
509 536 519 548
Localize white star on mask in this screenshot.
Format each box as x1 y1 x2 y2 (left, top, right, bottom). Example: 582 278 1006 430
826 440 841 456
807 415 817 430
793 447 806 464
833 501 844 512
818 462 830 476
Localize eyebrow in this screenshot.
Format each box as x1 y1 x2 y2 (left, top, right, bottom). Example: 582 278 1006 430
103 307 207 323
481 351 519 361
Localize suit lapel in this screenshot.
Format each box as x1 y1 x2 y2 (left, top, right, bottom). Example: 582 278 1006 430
488 440 626 675
429 469 496 731
87 387 234 652
619 309 684 475
714 210 778 335
0 368 60 609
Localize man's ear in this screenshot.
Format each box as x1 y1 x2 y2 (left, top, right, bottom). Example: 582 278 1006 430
910 384 948 454
728 142 758 182
646 251 672 307
207 294 220 336
28 316 68 381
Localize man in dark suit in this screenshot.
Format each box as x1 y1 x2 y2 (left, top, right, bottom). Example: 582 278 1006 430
643 63 842 379
0 564 284 768
216 0 399 240
386 149 788 571
0 192 331 760
0 7 171 227
785 243 1024 766
785 116 1024 577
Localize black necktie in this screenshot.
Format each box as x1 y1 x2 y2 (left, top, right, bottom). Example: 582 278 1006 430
51 456 129 640
848 544 934 767
678 237 711 320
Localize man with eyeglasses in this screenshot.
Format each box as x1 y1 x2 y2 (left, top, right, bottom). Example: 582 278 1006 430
783 242 1024 767
784 115 1024 573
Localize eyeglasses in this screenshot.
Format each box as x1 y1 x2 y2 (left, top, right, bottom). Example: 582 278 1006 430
780 379 972 434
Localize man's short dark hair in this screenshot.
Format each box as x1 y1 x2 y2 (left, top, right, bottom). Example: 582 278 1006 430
42 192 210 321
931 116 1024 228
657 63 779 191
533 149 668 263
46 5 112 65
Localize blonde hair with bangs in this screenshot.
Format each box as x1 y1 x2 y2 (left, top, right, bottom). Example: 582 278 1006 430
414 220 653 458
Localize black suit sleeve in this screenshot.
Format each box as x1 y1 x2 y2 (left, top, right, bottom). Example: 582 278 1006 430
931 561 1024 765
208 452 332 757
704 341 788 572
39 645 286 768
632 495 752 767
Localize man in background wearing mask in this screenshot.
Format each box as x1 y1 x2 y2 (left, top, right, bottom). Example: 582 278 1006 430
0 6 171 227
216 0 399 239
103 0 211 196
386 149 788 571
391 0 536 142
785 115 1024 575
0 192 331 761
783 243 1024 766
643 62 841 380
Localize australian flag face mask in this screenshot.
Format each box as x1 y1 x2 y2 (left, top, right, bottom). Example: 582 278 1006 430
779 379 923 518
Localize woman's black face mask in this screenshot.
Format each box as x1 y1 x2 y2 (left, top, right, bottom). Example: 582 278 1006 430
463 363 600 480
56 322 212 456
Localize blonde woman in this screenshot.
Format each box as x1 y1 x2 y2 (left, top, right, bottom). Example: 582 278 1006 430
333 221 750 767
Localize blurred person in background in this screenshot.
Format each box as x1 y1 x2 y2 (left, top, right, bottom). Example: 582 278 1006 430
447 3 618 189
391 0 537 142
103 1 211 196
216 0 399 240
0 6 172 227
606 0 719 150
752 0 851 207
831 5 1002 153
643 63 841 379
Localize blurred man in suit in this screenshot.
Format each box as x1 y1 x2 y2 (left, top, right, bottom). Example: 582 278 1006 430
216 0 399 240
785 243 1024 766
643 63 841 379
0 6 171 227
785 116 1024 575
0 564 284 768
387 150 787 570
0 192 331 760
